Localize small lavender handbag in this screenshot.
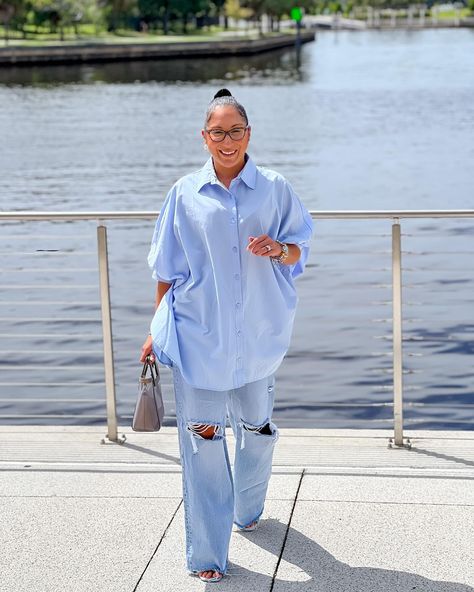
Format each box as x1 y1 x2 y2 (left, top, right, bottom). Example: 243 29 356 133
132 356 164 432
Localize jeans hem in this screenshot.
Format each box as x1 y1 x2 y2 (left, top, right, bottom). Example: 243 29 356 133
233 506 264 530
188 561 228 575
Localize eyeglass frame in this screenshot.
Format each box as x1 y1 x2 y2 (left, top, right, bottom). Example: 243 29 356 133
204 125 250 143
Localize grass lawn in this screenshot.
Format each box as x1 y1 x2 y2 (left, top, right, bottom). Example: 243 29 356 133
0 25 288 47
432 8 471 19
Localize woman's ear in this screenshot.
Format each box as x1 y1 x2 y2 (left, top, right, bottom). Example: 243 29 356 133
247 125 252 141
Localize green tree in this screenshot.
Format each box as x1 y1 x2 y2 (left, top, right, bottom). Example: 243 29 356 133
240 0 265 31
224 0 252 20
30 0 91 38
171 0 208 32
0 1 15 42
103 0 138 31
0 0 26 42
138 0 164 28
211 0 225 26
263 0 291 29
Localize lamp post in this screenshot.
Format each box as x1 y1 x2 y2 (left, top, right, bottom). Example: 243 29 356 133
290 6 303 49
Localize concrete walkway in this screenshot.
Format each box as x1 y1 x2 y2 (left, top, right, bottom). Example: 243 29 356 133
0 427 473 591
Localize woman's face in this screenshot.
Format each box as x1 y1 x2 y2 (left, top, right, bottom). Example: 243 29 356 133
202 105 251 173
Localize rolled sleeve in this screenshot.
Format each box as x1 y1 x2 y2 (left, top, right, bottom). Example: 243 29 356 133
147 186 189 285
277 180 314 279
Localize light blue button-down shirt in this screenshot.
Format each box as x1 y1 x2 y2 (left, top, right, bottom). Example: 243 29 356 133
148 155 313 391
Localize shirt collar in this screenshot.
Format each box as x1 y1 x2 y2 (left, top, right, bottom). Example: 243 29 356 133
197 154 257 192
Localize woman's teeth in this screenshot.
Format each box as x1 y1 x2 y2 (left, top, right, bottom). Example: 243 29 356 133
220 150 236 156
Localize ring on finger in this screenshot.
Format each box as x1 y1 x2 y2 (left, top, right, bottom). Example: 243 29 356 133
265 244 272 252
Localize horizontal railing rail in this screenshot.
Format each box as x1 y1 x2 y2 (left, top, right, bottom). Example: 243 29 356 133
1 209 474 221
1 209 474 445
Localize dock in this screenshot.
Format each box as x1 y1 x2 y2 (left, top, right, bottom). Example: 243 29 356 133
1 426 473 591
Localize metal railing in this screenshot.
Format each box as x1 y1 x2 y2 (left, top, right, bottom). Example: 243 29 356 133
1 209 474 446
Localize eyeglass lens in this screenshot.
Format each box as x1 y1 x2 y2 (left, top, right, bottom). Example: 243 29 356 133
208 128 246 142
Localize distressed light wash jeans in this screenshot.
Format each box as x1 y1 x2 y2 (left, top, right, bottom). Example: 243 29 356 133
172 364 279 575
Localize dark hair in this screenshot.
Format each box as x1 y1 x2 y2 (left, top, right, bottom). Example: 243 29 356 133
204 88 249 128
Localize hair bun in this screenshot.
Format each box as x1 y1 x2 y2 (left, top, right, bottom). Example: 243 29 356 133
213 88 232 99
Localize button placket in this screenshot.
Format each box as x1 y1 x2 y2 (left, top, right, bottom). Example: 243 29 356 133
230 192 244 384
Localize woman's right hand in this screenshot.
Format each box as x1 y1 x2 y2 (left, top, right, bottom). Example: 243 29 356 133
140 334 155 364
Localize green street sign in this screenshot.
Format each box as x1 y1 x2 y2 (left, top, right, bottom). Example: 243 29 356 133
291 7 303 21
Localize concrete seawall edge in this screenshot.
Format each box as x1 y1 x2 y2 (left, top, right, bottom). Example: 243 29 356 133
0 31 316 66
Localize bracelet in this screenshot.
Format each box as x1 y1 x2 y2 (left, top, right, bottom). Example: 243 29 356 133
271 241 289 264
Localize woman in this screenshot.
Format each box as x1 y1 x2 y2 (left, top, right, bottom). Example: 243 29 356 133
140 89 313 583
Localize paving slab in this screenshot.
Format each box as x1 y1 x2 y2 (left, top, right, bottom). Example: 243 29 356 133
0 466 302 592
0 496 180 592
274 497 474 591
0 470 301 500
0 469 184 498
299 474 474 505
136 500 296 592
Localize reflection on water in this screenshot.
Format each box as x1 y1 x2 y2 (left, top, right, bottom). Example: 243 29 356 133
0 47 305 86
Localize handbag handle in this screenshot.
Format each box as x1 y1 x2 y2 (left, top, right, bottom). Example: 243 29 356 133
141 355 159 386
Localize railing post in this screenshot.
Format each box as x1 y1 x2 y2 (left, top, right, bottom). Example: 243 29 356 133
97 223 124 444
391 218 406 447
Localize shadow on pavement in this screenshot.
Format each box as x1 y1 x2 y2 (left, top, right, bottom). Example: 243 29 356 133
216 517 473 591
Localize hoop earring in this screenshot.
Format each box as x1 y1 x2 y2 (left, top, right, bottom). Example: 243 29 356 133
203 143 209 152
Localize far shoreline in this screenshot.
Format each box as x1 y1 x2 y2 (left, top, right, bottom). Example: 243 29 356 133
0 31 315 67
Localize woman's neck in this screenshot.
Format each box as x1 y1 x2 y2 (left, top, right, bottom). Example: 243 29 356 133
213 157 247 189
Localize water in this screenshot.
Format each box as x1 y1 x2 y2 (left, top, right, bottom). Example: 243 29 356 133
0 29 473 428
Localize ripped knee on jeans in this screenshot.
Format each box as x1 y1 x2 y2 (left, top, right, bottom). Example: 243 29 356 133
186 422 224 454
239 419 279 450
187 422 224 440
242 421 274 436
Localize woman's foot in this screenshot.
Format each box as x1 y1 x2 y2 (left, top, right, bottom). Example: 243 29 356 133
238 519 259 532
197 570 223 583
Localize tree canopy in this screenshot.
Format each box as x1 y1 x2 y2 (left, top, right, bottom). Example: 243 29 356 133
1 0 468 42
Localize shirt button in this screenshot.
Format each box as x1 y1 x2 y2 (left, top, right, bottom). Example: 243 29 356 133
234 274 240 280
231 218 236 224
235 302 241 308
237 331 242 336
232 246 238 253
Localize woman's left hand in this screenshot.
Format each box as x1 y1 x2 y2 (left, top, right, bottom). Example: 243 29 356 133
247 235 280 257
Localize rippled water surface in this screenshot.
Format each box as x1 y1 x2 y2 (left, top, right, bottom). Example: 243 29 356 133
0 29 473 428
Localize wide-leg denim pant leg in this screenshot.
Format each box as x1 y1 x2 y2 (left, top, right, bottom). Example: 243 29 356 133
172 365 234 574
227 374 279 529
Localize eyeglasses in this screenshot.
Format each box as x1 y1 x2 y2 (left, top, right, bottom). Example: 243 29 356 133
205 126 248 142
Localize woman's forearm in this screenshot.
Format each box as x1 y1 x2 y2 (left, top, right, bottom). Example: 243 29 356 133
142 283 171 361
156 281 172 310
284 244 301 266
